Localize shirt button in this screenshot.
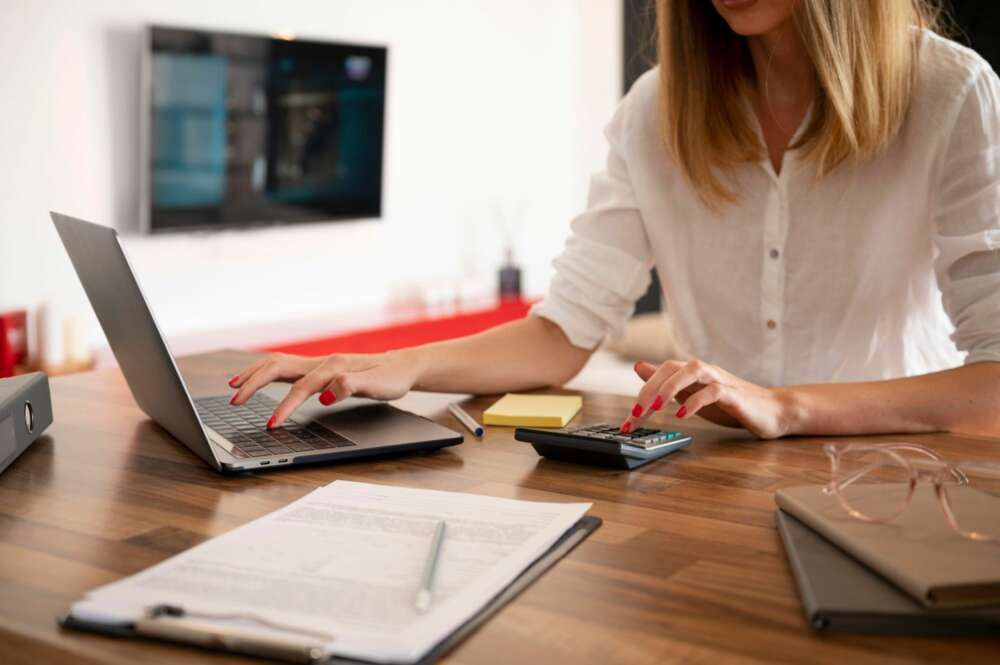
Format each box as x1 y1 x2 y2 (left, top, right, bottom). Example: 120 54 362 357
769 248 780 259
766 319 777 330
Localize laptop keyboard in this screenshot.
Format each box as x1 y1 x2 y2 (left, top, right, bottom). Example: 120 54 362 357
195 394 355 459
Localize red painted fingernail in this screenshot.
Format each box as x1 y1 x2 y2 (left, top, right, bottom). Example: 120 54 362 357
676 406 687 419
229 393 238 405
266 415 276 429
319 389 336 406
631 403 643 418
651 395 664 411
228 375 239 387
620 421 632 433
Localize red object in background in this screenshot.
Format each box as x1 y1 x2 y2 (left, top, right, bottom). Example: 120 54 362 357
0 310 28 378
0 319 11 378
261 299 535 357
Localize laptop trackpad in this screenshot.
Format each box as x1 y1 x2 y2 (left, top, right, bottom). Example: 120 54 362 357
260 384 458 446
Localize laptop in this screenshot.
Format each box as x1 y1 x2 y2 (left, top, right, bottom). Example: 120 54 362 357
51 212 463 473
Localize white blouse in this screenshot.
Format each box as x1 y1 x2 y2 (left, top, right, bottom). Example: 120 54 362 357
532 31 1000 388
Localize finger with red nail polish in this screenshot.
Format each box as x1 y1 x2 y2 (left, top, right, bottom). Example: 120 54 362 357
627 359 688 430
319 389 336 406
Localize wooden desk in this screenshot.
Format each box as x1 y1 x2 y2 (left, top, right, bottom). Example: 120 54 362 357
1 350 998 664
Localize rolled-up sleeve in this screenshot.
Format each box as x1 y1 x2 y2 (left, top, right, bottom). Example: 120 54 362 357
531 88 654 349
933 65 1000 365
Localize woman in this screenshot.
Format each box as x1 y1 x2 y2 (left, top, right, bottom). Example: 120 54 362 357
231 0 1000 439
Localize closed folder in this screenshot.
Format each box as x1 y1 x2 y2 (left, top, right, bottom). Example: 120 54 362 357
776 509 1000 635
776 484 1000 608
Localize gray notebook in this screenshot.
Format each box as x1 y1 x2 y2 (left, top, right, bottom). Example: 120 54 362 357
776 509 1000 635
776 484 1000 607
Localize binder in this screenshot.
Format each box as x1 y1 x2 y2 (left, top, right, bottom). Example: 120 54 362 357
61 516 602 664
776 510 1000 635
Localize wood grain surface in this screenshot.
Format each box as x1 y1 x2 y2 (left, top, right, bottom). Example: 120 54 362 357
1 349 998 664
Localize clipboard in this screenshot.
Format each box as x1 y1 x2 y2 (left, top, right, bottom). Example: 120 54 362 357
60 515 602 664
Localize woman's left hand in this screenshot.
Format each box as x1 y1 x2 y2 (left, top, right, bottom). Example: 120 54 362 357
621 359 794 439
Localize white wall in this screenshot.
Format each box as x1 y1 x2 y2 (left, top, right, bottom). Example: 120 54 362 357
0 0 621 356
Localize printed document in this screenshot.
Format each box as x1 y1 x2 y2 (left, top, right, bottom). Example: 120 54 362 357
71 481 590 663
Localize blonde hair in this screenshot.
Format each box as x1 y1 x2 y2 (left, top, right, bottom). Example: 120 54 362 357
656 0 942 206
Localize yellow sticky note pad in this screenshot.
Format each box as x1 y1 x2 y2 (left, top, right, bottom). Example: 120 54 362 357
483 393 583 428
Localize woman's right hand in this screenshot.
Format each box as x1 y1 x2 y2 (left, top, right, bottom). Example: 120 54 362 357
227 350 423 428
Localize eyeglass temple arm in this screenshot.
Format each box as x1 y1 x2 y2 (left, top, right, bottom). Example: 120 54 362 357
833 461 884 491
907 457 970 484
832 445 947 491
828 445 998 489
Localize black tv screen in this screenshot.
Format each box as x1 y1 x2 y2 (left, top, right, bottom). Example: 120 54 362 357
142 26 387 232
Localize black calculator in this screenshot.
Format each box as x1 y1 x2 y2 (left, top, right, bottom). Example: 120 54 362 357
514 423 693 470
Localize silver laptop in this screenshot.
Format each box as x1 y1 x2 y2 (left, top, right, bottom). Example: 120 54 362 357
51 212 463 473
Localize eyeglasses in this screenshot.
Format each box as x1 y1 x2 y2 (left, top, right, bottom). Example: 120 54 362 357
823 442 1000 543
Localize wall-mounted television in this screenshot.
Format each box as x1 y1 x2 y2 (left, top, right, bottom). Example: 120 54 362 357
140 25 387 233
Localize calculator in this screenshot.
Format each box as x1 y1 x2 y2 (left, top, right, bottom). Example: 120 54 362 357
514 423 693 470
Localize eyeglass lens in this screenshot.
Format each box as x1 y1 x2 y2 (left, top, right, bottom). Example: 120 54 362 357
834 448 912 522
942 465 1000 540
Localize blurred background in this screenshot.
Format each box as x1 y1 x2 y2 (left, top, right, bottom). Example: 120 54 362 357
0 0 996 392
0 0 621 380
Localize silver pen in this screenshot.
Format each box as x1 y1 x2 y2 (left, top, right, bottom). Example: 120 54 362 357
448 402 484 438
415 521 447 613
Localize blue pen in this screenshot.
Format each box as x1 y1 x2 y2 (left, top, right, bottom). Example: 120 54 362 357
448 402 484 438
